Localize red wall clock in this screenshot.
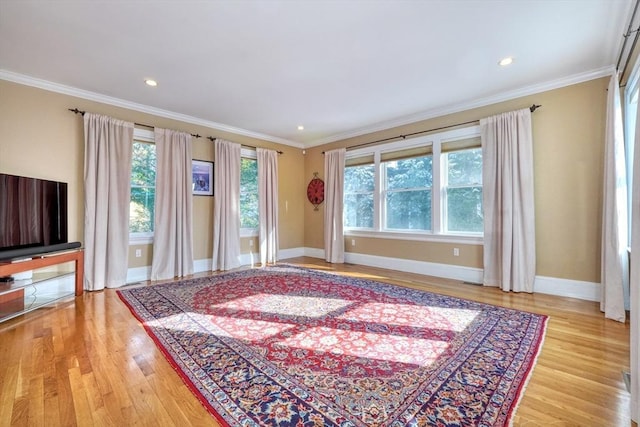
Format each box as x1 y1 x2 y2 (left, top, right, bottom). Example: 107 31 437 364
307 172 325 211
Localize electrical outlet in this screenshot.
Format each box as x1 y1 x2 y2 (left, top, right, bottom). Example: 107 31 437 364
351 239 356 246
249 240 254 247
135 249 142 258
453 248 459 257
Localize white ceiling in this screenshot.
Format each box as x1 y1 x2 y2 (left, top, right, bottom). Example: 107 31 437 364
0 0 633 147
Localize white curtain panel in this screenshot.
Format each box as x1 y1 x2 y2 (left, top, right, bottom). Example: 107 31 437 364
324 148 346 263
212 139 241 270
600 74 629 322
630 85 640 423
257 148 279 266
481 108 536 292
150 128 194 280
83 113 133 290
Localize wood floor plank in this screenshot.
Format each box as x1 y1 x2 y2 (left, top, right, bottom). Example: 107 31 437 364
26 375 44 427
0 257 632 426
67 366 93 426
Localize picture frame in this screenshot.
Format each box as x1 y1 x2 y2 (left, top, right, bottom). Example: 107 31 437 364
192 160 214 196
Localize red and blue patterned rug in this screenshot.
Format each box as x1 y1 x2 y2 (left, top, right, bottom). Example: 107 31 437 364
117 265 547 426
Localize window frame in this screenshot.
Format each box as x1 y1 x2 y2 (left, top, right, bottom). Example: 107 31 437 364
343 157 376 230
240 148 259 237
441 146 483 234
344 125 483 244
129 128 156 245
380 149 433 232
625 66 640 247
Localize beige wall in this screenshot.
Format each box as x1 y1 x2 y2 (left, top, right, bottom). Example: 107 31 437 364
1 77 608 284
0 80 305 269
305 78 608 283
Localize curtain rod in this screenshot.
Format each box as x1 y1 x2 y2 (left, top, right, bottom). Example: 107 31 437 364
68 108 202 138
206 136 283 154
322 104 541 154
617 0 640 75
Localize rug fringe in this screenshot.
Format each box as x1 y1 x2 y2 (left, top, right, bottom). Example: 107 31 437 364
506 315 550 427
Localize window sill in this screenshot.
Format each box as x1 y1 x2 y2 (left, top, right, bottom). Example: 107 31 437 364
240 228 259 238
344 229 483 245
129 234 154 245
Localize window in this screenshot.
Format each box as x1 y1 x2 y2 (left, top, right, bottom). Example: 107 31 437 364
130 129 156 241
382 147 432 231
240 149 258 232
344 155 375 228
343 126 482 240
625 69 639 245
442 138 483 233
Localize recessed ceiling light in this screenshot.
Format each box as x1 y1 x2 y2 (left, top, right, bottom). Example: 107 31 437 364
144 79 158 87
498 57 514 67
297 125 304 131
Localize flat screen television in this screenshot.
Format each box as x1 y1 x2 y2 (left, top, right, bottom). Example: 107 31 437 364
0 173 79 261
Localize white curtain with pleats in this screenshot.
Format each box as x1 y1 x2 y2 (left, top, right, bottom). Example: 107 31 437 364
212 139 241 271
600 74 629 322
83 113 133 290
257 148 279 266
630 81 640 423
150 128 194 280
324 148 346 263
481 108 536 292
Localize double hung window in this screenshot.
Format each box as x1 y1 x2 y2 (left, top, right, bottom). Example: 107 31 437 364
240 149 258 234
442 138 483 233
343 126 483 239
382 147 432 231
129 128 156 242
344 155 375 229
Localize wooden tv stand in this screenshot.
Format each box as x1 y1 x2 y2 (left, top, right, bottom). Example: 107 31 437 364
0 249 84 296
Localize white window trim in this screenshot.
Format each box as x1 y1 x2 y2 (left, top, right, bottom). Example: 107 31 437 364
240 228 259 238
240 148 259 236
129 128 156 245
625 67 640 247
441 147 483 234
344 229 483 245
344 125 482 241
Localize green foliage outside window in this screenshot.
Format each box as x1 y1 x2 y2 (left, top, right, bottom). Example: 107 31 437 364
343 142 483 234
240 157 259 229
446 148 483 232
384 156 432 230
130 142 156 233
344 164 375 228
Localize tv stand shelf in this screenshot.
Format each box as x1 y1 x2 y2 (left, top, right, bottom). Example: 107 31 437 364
0 250 83 322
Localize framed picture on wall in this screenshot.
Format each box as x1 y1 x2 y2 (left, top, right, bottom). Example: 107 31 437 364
192 160 213 196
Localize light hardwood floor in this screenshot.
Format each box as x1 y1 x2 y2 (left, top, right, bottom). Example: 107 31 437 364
0 257 632 426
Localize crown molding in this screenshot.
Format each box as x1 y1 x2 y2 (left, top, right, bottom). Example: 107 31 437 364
1 67 615 150
304 65 616 148
0 69 304 149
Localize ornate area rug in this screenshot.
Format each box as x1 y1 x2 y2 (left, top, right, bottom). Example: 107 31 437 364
117 266 547 426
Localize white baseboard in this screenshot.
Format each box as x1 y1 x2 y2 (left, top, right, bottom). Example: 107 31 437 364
126 266 151 283
533 275 600 302
345 251 484 284
128 247 306 283
127 247 602 302
279 247 306 259
194 258 212 273
300 247 601 302
303 247 326 259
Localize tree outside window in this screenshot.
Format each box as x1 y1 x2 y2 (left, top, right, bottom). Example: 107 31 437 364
130 141 156 234
445 148 483 233
342 127 483 237
383 156 432 231
344 163 375 228
240 157 258 229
